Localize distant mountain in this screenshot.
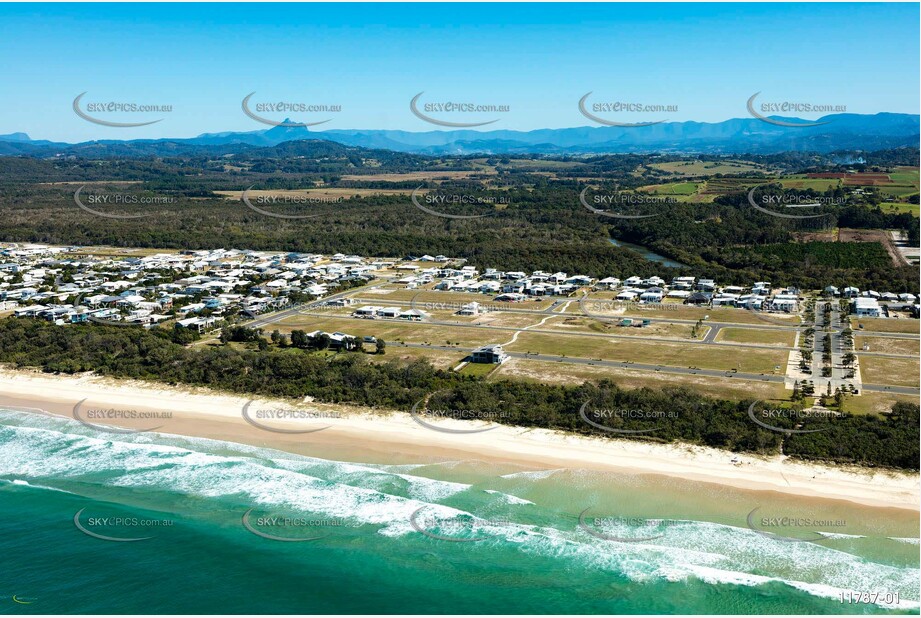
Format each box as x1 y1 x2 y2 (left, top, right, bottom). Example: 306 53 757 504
1 113 917 157
0 132 33 143
317 113 920 155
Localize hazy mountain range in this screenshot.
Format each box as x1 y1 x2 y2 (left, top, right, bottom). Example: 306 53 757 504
1 112 918 157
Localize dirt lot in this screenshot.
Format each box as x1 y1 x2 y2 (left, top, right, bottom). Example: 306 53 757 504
838 228 904 266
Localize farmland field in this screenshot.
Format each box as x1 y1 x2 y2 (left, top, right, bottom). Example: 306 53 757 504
644 160 769 176
216 188 417 199
338 170 494 181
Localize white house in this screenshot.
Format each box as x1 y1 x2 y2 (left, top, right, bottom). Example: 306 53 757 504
377 307 401 319
458 302 481 316
852 297 881 317
596 277 621 290
354 305 382 318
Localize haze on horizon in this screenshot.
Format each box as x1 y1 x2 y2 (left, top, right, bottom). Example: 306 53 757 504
0 2 918 143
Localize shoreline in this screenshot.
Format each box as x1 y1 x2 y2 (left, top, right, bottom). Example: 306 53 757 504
0 366 917 512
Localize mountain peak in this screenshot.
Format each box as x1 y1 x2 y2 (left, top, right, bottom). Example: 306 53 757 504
0 132 32 142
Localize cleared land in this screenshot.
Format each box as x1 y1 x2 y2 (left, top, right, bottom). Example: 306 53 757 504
216 188 417 200
67 245 179 257
550 316 705 340
375 346 460 370
851 317 919 334
271 315 497 348
644 160 769 176
841 391 919 416
569 296 802 326
779 177 843 191
339 171 494 182
636 181 704 202
633 166 919 209
858 356 920 388
366 287 559 311
855 336 920 356
715 327 796 347
493 358 788 401
505 332 787 373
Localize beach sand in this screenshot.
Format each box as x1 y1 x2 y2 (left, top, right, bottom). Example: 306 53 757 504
0 366 917 511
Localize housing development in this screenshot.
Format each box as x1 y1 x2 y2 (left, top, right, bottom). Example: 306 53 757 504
4 241 917 413
1 3 920 616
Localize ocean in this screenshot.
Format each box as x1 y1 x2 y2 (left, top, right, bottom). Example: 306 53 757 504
0 407 918 615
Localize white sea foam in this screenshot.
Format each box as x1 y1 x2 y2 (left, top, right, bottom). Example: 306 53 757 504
0 477 75 495
888 537 921 545
499 468 564 480
1 415 918 607
484 489 535 505
814 531 866 540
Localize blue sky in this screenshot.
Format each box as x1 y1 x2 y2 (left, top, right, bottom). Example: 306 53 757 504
0 3 917 142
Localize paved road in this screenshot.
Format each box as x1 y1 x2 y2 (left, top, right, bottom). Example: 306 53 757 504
390 342 920 396
273 308 916 360
344 294 920 340
245 278 397 330
240 288 917 392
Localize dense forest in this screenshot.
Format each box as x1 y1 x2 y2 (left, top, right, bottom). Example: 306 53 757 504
0 146 917 291
0 319 916 470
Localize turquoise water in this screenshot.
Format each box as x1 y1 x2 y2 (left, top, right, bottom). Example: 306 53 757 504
0 408 918 615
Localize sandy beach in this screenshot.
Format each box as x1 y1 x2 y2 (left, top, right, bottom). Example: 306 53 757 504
0 366 917 511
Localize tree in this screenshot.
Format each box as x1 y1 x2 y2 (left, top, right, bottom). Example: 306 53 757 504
290 329 308 348
375 339 386 355
171 324 200 344
310 333 331 350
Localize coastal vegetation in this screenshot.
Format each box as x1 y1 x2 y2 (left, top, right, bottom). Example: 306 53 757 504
0 318 916 471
